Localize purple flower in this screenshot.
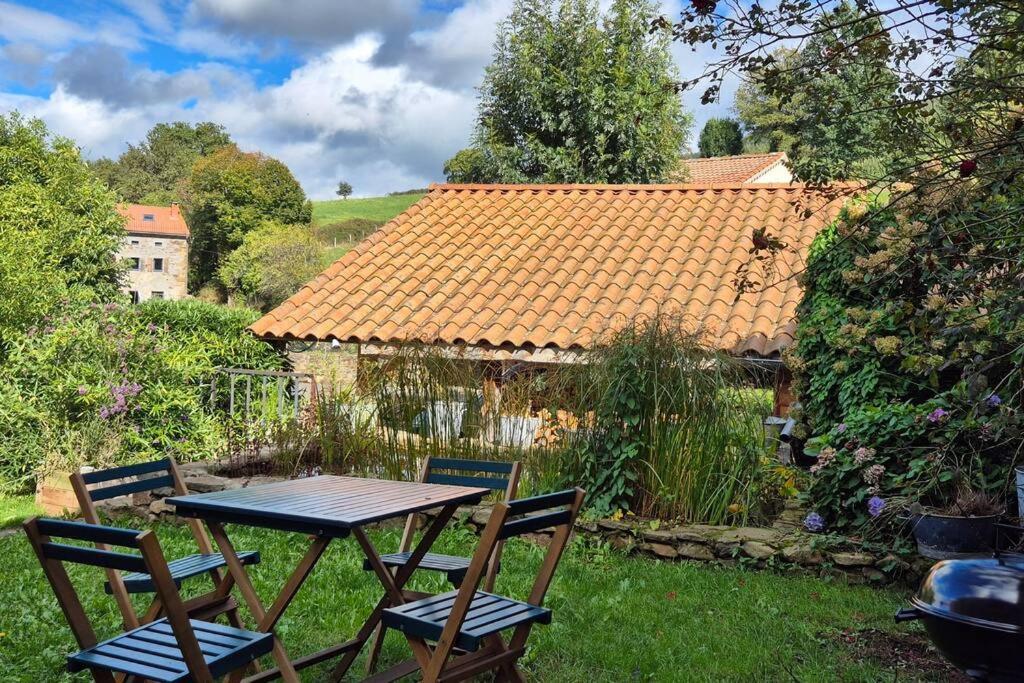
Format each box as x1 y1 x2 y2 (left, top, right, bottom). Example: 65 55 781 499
98 407 110 420
868 496 886 518
986 394 1002 407
803 512 825 533
835 423 847 434
927 407 948 423
103 302 118 312
146 323 159 333
77 386 88 396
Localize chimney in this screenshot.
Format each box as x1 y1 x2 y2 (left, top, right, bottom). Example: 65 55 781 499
170 201 179 217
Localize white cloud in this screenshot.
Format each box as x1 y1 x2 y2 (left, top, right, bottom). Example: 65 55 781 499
0 1 83 47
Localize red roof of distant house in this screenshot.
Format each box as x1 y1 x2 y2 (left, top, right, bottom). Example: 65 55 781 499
676 152 790 184
117 204 189 238
250 182 854 357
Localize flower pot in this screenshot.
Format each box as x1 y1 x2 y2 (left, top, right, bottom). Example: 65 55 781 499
34 471 80 517
911 512 1000 560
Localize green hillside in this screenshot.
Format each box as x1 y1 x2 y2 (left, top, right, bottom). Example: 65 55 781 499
312 193 425 225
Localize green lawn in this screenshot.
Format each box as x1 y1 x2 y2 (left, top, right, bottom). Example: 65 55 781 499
0 519 955 681
0 494 41 529
313 193 425 225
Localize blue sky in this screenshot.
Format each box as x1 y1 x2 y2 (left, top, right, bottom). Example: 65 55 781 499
0 1 733 198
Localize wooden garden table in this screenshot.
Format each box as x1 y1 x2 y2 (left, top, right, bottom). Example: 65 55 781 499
167 475 488 683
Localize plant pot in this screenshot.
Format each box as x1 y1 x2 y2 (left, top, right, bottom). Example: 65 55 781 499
34 471 80 517
910 512 1000 560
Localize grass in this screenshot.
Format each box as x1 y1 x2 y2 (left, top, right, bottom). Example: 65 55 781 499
0 519 944 682
0 494 41 529
313 193 425 225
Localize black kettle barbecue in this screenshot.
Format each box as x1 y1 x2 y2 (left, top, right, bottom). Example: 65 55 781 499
896 555 1024 681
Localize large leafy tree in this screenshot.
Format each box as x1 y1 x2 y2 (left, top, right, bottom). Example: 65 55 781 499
183 145 312 292
0 113 125 350
91 122 232 204
730 5 898 182
218 221 323 311
697 117 743 157
446 0 690 183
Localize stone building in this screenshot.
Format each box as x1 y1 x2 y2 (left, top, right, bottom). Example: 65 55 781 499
117 203 190 302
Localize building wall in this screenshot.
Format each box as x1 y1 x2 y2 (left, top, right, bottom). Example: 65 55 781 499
751 163 794 184
120 234 189 301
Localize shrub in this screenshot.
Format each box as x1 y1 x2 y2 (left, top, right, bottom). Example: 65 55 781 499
793 189 1024 530
0 300 282 492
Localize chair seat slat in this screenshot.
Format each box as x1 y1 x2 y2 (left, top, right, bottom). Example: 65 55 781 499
93 643 186 672
68 651 187 682
109 550 260 594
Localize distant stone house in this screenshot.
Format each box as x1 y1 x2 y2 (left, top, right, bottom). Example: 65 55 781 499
673 152 794 185
117 203 190 302
250 182 852 416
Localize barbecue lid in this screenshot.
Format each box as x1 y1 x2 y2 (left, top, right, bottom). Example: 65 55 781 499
912 556 1024 632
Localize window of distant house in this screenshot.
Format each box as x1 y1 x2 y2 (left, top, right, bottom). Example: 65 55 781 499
130 239 140 246
129 257 140 270
143 214 155 222
153 258 164 272
151 291 164 300
154 241 163 247
129 290 139 304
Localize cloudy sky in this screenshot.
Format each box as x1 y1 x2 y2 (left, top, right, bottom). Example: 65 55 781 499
0 0 734 198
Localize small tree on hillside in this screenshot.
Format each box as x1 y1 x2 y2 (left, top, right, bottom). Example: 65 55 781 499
336 181 353 198
697 118 743 157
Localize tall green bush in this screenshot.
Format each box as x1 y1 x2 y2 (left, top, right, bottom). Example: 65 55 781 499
0 300 282 492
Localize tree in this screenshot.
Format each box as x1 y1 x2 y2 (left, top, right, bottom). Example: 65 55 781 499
336 181 353 198
697 117 743 157
91 122 232 204
218 221 323 311
0 113 125 350
445 0 690 183
183 145 312 291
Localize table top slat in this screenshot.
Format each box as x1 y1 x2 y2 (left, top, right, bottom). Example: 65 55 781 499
166 475 488 535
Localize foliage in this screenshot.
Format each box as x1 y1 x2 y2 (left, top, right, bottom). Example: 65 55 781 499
90 122 231 204
315 218 383 246
0 300 281 492
0 113 125 351
218 221 323 311
572 315 771 520
183 144 312 291
336 180 353 198
729 5 898 183
791 190 1024 529
448 0 691 184
697 117 743 157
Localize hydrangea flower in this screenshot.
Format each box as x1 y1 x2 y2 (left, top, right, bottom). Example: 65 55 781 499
868 496 886 517
804 512 825 533
986 393 1002 407
927 407 948 423
853 447 876 465
835 423 847 434
809 447 836 474
863 464 886 485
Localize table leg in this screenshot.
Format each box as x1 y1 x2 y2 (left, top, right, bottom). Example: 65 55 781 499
329 503 461 681
207 521 303 683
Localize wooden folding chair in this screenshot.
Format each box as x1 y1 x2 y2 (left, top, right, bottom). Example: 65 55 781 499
70 458 260 630
24 517 273 683
377 487 585 683
364 456 521 673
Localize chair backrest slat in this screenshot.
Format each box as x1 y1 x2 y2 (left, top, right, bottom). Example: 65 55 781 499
497 510 572 540
80 458 172 485
428 457 513 475
41 543 148 573
506 489 578 516
88 473 175 501
36 518 143 547
425 472 511 491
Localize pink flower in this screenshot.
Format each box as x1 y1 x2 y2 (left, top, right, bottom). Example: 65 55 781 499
863 464 886 485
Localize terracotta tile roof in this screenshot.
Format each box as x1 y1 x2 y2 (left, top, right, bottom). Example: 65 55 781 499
117 203 189 238
250 183 853 357
674 152 789 184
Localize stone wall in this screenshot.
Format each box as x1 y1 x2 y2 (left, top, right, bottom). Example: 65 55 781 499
104 467 922 586
120 234 189 301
